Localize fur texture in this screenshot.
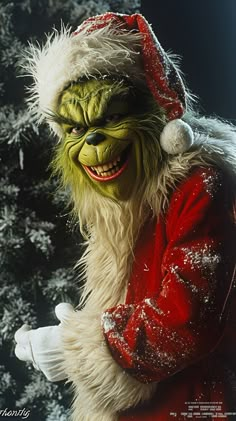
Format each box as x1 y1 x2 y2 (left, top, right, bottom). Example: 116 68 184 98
58 112 236 420
160 119 194 154
23 24 144 132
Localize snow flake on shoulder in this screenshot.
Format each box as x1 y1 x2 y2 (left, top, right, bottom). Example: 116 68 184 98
181 243 221 275
200 168 222 198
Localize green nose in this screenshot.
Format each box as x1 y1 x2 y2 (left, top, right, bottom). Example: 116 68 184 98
85 132 106 146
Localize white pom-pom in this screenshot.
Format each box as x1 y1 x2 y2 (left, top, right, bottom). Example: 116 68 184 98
160 119 194 155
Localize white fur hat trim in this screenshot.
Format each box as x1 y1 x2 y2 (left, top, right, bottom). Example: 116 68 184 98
160 119 194 155
24 24 144 127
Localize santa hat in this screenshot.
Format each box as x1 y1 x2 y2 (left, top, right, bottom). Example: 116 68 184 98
26 12 193 154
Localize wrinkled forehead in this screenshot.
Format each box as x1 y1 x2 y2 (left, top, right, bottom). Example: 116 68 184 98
58 79 134 120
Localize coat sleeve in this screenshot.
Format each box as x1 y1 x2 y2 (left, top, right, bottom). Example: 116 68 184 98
101 166 236 383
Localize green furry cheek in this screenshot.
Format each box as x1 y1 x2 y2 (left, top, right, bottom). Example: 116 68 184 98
51 123 163 203
85 139 144 201
51 78 166 204
51 136 145 202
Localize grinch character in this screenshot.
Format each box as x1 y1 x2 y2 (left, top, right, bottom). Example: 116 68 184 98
14 13 236 421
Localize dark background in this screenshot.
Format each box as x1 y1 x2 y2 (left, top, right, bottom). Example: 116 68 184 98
141 0 236 121
0 2 235 419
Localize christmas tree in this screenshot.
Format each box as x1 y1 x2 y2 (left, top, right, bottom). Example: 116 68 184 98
0 1 140 419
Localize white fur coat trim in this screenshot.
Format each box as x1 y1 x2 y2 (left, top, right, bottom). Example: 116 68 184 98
62 308 156 421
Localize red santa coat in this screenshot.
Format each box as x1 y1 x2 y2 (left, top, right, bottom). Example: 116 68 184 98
101 166 236 420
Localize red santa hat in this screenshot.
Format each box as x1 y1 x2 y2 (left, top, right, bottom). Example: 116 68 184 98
27 12 193 154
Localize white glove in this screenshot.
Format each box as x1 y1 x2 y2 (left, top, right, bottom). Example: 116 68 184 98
14 303 75 382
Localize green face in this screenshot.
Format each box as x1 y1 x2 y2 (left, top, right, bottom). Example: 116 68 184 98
55 79 145 201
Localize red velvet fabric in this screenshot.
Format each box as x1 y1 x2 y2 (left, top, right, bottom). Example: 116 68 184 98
102 166 236 420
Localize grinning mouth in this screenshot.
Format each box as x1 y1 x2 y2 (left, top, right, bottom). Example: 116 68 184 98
83 145 131 182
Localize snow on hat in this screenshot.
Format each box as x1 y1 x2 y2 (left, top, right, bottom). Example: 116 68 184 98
25 12 193 154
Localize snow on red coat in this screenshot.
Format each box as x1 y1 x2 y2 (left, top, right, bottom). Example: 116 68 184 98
101 166 236 420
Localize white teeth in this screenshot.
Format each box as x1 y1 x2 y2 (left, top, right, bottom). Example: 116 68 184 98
95 167 119 177
91 154 122 176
